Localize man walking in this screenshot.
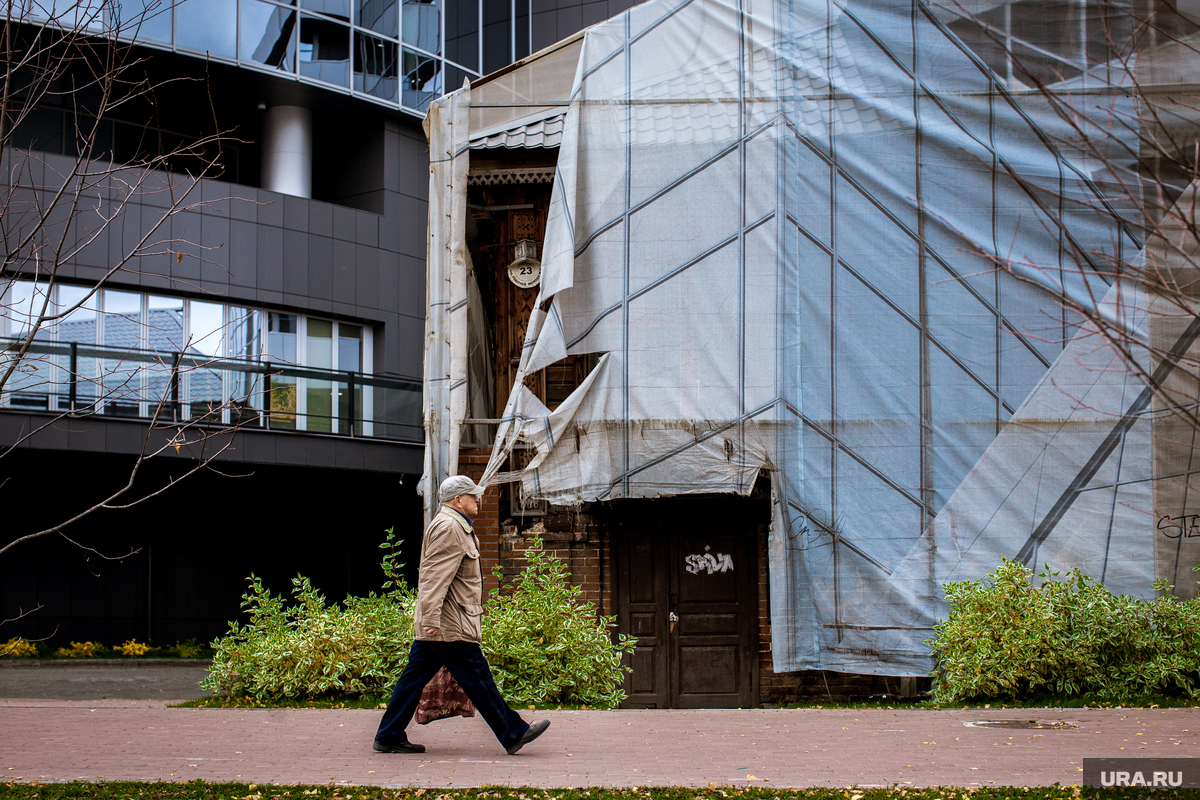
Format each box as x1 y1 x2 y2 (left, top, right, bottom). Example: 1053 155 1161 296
373 475 551 755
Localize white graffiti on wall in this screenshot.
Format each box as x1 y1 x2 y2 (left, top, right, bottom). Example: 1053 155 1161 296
685 545 734 575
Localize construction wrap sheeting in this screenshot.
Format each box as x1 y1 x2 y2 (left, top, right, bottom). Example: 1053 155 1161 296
425 0 1200 673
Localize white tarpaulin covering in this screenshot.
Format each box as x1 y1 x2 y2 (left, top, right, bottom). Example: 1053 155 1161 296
425 0 1200 673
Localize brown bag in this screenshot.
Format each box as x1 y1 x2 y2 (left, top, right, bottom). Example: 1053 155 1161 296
415 666 477 724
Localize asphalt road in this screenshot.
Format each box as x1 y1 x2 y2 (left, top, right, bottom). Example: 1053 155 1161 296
0 660 210 700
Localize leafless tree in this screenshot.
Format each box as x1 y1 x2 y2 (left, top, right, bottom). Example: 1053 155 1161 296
933 0 1200 593
941 2 1200 416
0 0 255 644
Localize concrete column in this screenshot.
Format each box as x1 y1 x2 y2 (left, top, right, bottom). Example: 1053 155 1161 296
261 105 312 198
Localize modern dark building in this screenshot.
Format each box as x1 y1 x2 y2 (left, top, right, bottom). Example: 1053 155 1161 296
0 0 639 647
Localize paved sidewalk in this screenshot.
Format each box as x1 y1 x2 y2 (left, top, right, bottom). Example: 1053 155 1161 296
3 698 1197 788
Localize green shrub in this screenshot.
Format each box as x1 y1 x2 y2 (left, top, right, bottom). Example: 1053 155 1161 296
202 529 634 708
201 529 415 701
482 535 635 707
167 639 207 659
929 558 1200 703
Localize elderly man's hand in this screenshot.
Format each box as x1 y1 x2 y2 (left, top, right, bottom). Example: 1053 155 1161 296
422 626 439 636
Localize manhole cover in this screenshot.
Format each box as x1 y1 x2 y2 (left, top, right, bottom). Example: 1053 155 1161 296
964 720 1076 729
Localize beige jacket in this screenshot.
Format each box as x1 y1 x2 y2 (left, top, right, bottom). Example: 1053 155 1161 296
414 506 484 642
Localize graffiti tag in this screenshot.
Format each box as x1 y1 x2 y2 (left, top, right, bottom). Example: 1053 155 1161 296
685 545 734 575
1157 514 1200 540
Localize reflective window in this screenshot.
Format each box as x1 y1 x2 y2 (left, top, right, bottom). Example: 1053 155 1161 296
402 0 439 53
56 285 98 345
189 301 226 357
30 0 550 114
0 284 402 437
228 308 263 423
54 286 100 409
266 312 298 430
229 308 263 359
338 324 362 372
356 0 397 36
3 280 52 339
302 0 350 19
242 0 298 71
147 295 186 351
100 290 142 416
186 301 226 419
339 324 363 434
176 0 237 57
354 32 399 101
101 290 141 348
306 318 334 432
145 295 185 414
402 48 440 111
300 14 351 87
40 0 107 32
113 0 172 43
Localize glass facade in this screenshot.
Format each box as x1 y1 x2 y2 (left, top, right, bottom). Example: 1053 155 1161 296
0 282 420 440
103 0 535 113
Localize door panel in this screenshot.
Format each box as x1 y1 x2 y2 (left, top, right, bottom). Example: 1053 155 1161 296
674 527 753 707
679 646 739 694
617 532 669 708
614 497 759 708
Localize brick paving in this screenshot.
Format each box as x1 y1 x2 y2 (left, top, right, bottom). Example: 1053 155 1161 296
3 698 1198 788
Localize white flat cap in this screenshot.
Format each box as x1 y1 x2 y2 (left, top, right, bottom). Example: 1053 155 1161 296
439 475 484 501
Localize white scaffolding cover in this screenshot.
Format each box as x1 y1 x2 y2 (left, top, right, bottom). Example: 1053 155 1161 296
425 0 1200 673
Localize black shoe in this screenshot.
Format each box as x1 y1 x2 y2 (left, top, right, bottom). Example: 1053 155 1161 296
506 719 550 755
373 738 426 753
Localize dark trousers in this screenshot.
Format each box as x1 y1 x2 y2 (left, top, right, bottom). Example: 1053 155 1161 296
375 639 529 750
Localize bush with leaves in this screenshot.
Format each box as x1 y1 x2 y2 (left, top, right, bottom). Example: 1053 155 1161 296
1 638 38 657
115 639 152 657
203 530 635 707
201 529 415 701
929 558 1200 703
481 536 635 708
56 641 104 658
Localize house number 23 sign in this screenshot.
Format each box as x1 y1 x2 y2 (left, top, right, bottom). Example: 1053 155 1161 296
684 545 734 575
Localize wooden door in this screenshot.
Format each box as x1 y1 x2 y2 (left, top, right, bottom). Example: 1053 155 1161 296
613 497 759 708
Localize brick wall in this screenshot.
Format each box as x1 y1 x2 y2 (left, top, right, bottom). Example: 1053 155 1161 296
498 508 610 620
456 448 611 620
457 449 503 600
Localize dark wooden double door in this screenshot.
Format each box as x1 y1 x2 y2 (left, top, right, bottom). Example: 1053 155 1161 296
613 498 759 708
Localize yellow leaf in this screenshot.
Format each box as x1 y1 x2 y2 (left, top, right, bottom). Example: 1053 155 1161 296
177 252 183 263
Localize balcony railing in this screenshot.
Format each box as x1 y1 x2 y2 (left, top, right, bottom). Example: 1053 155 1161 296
0 337 422 442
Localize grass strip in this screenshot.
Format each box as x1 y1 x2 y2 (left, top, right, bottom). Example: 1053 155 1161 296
1 782 1197 800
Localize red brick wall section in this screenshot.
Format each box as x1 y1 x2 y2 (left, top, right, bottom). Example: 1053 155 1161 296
455 448 611 621
456 449 502 600
499 507 607 619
